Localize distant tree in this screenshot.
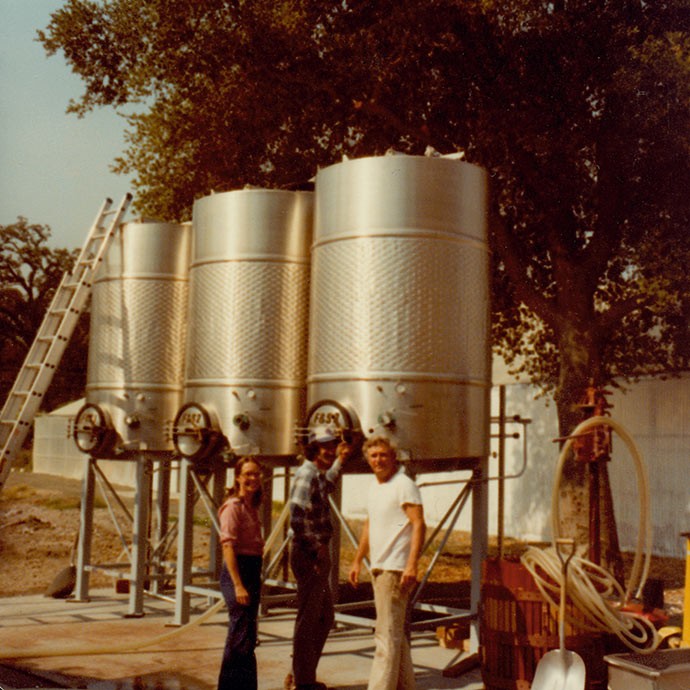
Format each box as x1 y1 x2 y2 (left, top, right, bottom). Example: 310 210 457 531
0 218 88 411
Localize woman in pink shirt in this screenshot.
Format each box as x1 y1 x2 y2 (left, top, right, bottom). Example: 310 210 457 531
217 456 265 690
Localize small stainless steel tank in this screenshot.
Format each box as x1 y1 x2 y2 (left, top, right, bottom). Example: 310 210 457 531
74 221 192 457
308 155 490 467
173 189 313 462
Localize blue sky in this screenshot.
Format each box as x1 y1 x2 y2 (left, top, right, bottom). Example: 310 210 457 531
0 0 133 250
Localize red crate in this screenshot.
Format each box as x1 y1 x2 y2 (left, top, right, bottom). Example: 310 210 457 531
480 557 619 690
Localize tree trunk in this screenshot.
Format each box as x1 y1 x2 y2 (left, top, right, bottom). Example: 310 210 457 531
553 323 624 583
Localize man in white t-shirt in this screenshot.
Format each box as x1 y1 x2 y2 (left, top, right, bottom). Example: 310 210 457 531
348 436 426 690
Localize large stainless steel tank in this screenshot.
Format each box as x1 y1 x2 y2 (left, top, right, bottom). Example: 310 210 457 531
172 189 313 462
74 221 192 457
307 155 490 467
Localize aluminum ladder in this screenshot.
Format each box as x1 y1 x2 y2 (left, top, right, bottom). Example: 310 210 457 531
0 194 132 491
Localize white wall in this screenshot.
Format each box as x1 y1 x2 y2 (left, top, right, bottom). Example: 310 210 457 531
607 376 690 558
338 383 560 541
485 375 690 558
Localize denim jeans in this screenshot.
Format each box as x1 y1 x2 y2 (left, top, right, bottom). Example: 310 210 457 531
218 555 263 690
290 547 334 686
368 570 415 690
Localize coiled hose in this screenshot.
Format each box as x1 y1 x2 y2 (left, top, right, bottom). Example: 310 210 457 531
521 415 659 653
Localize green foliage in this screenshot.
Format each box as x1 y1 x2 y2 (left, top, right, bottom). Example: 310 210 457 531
39 0 690 431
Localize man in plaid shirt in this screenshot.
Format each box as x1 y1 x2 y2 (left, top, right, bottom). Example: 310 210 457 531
288 426 352 690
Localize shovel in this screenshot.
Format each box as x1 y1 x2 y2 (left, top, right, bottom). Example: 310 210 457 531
531 538 586 690
45 530 78 599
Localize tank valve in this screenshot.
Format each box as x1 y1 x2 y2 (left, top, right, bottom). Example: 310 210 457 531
378 412 396 429
233 413 251 431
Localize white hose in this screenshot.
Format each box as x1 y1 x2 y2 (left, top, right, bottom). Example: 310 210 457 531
522 545 660 652
521 415 659 653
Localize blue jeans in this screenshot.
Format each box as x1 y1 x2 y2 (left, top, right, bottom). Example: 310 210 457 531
291 547 334 686
218 555 262 690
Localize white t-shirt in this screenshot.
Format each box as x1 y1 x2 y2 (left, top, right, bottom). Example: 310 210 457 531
367 467 423 571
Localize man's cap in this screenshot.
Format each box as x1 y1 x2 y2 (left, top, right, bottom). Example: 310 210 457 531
308 426 340 445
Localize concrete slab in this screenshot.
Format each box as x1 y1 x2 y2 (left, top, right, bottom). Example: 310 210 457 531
0 591 483 690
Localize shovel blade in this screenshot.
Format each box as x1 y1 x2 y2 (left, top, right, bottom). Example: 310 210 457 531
45 565 76 599
531 649 586 690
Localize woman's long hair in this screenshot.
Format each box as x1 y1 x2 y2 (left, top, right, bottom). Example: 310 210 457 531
228 456 264 508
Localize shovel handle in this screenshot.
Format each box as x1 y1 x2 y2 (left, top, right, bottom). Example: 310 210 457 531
555 537 577 570
554 538 576 652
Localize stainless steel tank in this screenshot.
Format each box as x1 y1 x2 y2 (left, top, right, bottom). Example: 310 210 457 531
307 155 490 467
172 189 313 462
74 221 192 457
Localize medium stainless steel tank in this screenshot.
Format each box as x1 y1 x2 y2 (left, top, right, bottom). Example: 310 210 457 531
173 189 313 462
308 155 490 467
74 221 192 457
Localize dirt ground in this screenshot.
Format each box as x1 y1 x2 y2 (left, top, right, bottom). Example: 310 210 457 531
0 470 685 620
0 471 212 598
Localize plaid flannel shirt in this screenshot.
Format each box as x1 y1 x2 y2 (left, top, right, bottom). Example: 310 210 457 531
289 459 343 558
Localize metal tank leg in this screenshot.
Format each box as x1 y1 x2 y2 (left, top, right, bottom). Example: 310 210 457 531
174 457 195 625
74 455 96 602
330 480 343 603
151 458 171 596
127 454 152 617
209 462 226 580
261 468 275 552
469 458 489 654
